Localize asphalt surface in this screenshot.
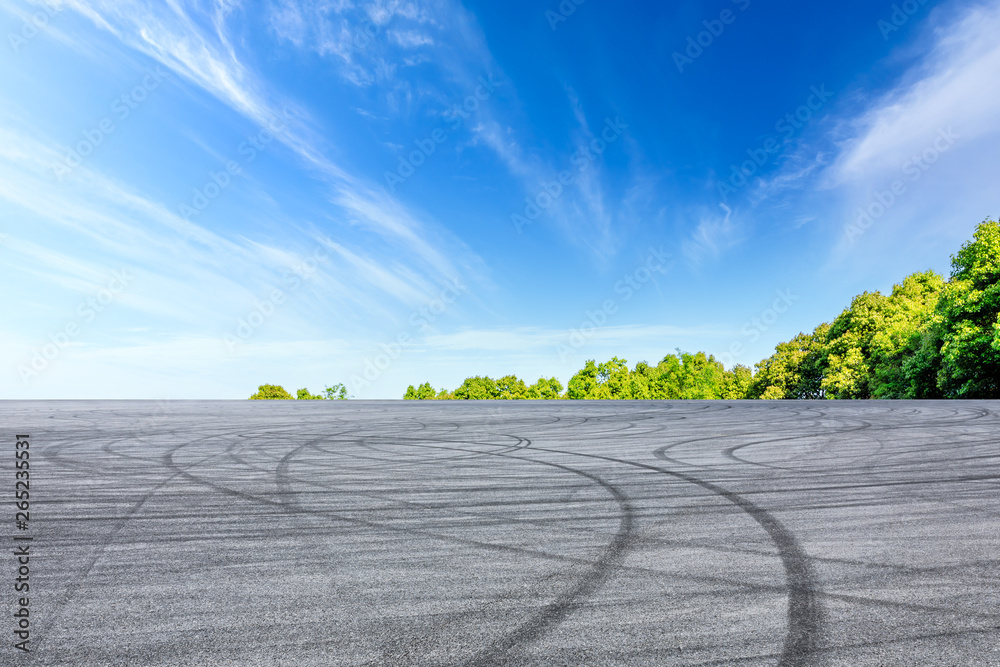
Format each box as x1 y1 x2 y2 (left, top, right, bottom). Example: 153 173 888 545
3 400 999 665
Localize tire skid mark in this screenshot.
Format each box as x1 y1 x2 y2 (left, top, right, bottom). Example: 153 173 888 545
461 459 635 666
258 434 637 664
531 445 824 667
37 428 246 652
168 439 644 665
160 437 626 589
722 420 872 471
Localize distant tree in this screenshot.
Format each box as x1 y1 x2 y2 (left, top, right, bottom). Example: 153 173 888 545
526 377 563 399
677 351 727 399
453 376 499 400
722 364 753 399
297 388 324 400
750 328 828 399
868 271 944 398
759 385 786 400
902 327 945 398
627 362 654 399
495 375 528 399
568 354 739 400
567 361 599 399
323 383 350 400
648 354 683 399
593 357 631 399
404 383 438 400
249 384 293 400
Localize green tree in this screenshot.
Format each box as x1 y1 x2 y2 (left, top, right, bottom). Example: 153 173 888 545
526 377 563 399
404 382 438 400
821 291 891 399
677 351 727 399
403 382 437 399
297 388 324 400
648 354 684 399
901 326 945 398
722 364 753 399
593 357 632 399
249 384 293 400
932 219 1000 397
750 327 828 399
819 271 943 399
495 375 528 399
868 271 944 398
759 385 786 400
823 346 869 399
453 376 499 400
323 383 350 400
628 362 655 400
567 360 599 399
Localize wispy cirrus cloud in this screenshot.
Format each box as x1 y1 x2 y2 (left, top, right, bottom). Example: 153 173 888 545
50 0 484 290
265 0 437 86
826 1 1000 187
729 0 1000 265
682 203 743 266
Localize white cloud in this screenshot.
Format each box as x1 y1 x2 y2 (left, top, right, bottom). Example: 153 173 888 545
807 1 1000 265
47 0 487 293
682 203 742 266
389 29 433 48
827 2 1000 187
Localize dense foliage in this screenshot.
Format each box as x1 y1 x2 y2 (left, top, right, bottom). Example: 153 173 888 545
249 384 294 400
249 383 351 400
404 220 1000 401
749 219 999 399
405 376 564 400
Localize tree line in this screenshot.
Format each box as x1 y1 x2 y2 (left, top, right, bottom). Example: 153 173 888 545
249 383 349 400
404 219 1000 400
246 220 997 401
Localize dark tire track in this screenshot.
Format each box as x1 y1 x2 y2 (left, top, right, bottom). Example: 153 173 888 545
534 445 825 667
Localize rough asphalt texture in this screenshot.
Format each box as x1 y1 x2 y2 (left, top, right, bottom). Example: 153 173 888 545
3 400 999 666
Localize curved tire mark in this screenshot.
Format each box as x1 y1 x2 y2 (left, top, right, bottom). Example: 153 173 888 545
534 445 824 667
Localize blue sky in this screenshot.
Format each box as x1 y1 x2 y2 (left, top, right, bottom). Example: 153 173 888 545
2 0 998 399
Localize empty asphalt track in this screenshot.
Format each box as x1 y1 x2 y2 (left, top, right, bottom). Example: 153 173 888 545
3 400 999 665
